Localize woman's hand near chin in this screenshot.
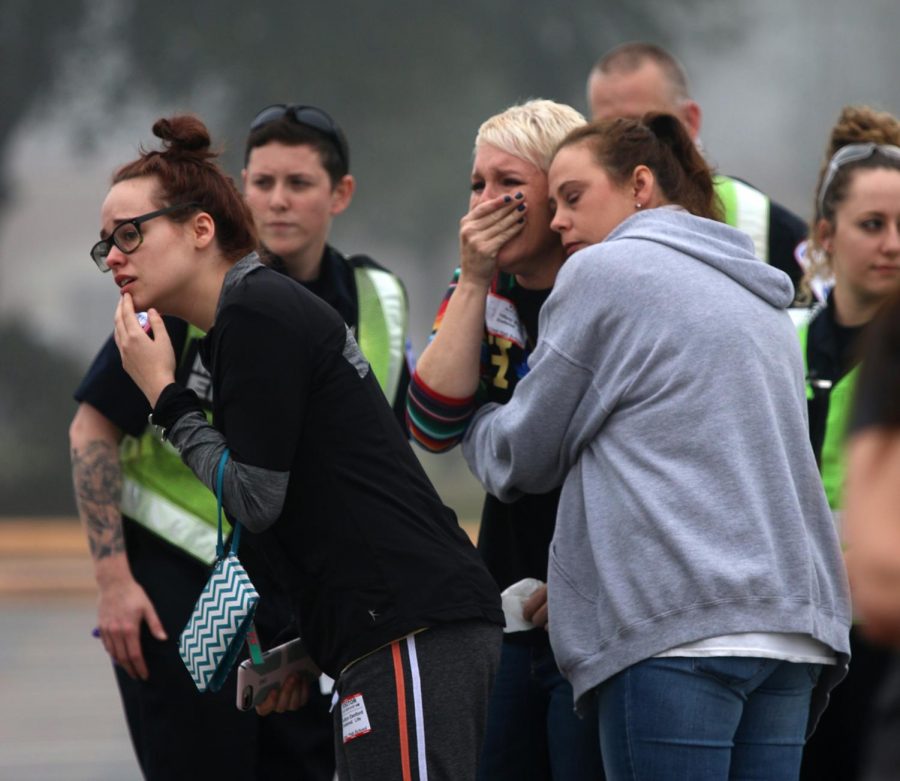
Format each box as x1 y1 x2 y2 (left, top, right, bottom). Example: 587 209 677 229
114 294 177 407
459 193 527 287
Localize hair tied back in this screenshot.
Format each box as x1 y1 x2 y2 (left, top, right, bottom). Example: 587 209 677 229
152 116 215 161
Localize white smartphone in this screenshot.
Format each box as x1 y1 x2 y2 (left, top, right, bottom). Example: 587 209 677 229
235 637 319 711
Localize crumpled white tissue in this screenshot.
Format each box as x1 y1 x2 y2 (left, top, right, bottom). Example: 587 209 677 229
501 577 545 633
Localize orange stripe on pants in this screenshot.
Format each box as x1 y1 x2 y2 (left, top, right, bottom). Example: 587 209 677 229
392 641 413 781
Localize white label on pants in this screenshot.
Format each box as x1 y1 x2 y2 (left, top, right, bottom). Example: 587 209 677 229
341 692 372 743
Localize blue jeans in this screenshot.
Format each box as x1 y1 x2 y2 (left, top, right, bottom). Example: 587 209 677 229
595 657 822 781
477 637 604 780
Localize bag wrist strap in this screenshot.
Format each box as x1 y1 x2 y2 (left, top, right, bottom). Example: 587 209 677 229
215 449 243 559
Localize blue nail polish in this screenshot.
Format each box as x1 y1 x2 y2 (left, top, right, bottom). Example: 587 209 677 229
517 217 525 224
517 203 526 212
504 195 512 203
515 192 524 199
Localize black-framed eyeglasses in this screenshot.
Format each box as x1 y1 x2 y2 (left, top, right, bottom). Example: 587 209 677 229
90 202 200 272
249 103 349 170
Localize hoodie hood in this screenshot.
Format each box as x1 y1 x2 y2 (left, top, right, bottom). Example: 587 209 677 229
603 207 795 309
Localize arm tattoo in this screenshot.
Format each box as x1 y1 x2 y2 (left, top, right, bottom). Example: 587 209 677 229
71 440 125 560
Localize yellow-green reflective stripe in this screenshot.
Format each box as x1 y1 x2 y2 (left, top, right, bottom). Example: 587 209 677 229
796 319 814 400
714 175 770 261
820 368 857 510
120 476 219 564
355 267 407 403
119 425 222 528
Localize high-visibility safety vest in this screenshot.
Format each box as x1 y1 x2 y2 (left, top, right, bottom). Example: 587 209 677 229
797 320 858 510
714 174 771 262
119 266 409 563
352 265 408 405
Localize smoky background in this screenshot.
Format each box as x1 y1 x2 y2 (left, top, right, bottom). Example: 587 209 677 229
1 0 898 516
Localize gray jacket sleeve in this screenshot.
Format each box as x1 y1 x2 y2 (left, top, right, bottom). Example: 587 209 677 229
461 342 601 502
167 410 289 533
461 252 622 502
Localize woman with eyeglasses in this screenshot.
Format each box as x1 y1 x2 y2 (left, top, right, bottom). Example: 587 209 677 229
460 113 851 780
70 103 414 779
82 114 503 781
796 105 900 781
408 100 605 781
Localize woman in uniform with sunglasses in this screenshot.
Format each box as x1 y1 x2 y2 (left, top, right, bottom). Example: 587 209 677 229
797 105 900 781
69 104 413 780
242 104 411 422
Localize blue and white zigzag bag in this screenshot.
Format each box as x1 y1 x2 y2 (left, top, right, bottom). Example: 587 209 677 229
179 450 259 693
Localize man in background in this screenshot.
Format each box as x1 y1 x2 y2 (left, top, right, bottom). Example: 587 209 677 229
587 41 808 301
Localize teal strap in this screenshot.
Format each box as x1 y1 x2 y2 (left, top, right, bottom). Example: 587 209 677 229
215 448 261 663
215 449 242 559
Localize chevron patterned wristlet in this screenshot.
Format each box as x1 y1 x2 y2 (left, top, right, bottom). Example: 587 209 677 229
178 449 260 693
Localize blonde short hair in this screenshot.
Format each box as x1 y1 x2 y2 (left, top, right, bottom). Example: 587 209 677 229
474 99 586 173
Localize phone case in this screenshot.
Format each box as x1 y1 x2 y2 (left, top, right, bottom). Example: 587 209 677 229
235 637 319 711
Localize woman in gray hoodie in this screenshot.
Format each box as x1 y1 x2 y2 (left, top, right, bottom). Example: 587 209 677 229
461 113 851 781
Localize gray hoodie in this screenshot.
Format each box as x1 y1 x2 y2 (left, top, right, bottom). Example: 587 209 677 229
462 208 850 731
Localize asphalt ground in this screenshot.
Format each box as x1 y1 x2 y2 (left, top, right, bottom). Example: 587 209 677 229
0 517 479 779
0 519 139 779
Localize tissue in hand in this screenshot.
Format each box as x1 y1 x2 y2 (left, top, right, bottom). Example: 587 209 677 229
500 577 545 633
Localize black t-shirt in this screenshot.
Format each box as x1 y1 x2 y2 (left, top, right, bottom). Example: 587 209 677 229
269 245 411 425
201 261 501 675
475 275 560 632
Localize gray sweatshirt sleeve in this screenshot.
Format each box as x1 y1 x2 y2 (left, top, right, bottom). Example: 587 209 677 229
166 410 289 533
461 340 603 502
461 250 634 502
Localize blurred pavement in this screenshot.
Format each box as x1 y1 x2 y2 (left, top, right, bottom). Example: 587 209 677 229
0 517 480 779
0 519 140 780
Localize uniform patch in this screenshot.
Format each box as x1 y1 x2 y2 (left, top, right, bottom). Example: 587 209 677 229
341 691 372 743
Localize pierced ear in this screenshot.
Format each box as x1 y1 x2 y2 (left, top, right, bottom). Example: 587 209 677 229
330 175 356 216
631 165 655 205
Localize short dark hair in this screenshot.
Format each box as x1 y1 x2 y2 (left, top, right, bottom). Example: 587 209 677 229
244 116 349 186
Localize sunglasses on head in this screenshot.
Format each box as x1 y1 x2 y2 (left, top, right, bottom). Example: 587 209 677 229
90 202 200 272
249 103 349 171
817 142 900 215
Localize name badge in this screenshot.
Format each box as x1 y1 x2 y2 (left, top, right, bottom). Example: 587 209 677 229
486 293 526 348
341 692 372 743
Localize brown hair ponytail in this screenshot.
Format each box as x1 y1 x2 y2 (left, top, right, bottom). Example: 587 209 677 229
555 114 722 221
